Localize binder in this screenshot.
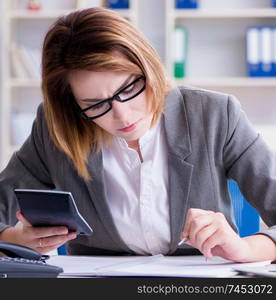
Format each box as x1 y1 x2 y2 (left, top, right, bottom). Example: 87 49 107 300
175 0 198 9
246 27 261 77
273 27 276 76
272 0 276 8
11 43 29 78
260 27 273 77
173 26 188 78
105 0 129 9
17 45 40 78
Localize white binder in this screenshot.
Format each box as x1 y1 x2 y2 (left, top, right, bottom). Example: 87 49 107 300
260 26 273 76
246 27 261 77
273 26 276 76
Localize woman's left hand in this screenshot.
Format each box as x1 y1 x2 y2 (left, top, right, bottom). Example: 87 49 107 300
181 208 251 262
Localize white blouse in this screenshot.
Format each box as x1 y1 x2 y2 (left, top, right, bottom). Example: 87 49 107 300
102 116 171 255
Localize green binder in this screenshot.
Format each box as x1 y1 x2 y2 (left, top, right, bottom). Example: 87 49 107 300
173 26 188 78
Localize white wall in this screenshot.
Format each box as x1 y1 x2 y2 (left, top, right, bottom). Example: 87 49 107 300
137 0 166 62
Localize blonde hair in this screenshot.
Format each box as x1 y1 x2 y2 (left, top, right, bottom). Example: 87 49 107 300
42 7 171 180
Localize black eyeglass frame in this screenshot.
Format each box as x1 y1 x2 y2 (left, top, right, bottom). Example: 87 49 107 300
78 76 146 120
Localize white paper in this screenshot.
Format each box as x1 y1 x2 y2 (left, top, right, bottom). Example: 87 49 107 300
48 255 270 278
233 265 276 278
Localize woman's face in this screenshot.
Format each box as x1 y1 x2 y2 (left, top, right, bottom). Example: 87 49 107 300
69 70 153 143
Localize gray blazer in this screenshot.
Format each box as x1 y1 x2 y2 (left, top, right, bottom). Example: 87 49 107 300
0 86 276 256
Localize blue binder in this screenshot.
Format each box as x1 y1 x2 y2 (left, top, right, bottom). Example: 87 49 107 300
272 0 276 8
175 0 198 9
228 181 260 238
247 26 276 77
106 0 129 9
260 26 274 77
273 27 276 76
246 26 262 77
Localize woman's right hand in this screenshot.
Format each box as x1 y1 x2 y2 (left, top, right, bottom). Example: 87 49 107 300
0 211 77 254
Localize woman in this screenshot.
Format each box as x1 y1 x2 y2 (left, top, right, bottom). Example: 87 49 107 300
0 7 275 262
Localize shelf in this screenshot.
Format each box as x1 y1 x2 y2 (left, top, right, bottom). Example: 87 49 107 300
9 8 134 20
174 77 276 87
9 10 74 19
173 8 276 19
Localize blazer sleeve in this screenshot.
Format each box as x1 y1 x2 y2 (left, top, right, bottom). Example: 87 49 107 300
0 104 55 232
223 95 276 242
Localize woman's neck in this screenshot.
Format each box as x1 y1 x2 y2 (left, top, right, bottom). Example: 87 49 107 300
127 140 139 150
127 140 143 163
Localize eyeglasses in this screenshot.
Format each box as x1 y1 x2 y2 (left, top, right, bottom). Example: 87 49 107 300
78 76 146 120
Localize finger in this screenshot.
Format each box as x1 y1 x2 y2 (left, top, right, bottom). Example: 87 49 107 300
188 214 215 244
182 208 214 239
194 224 217 252
38 232 76 248
37 246 58 254
36 233 77 253
201 230 222 259
32 226 69 239
37 244 65 254
16 211 32 226
182 209 203 238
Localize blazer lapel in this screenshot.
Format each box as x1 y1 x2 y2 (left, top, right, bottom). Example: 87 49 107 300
163 88 194 254
85 151 134 253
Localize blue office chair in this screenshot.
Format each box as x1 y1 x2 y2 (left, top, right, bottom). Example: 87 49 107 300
228 180 260 237
58 244 67 255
